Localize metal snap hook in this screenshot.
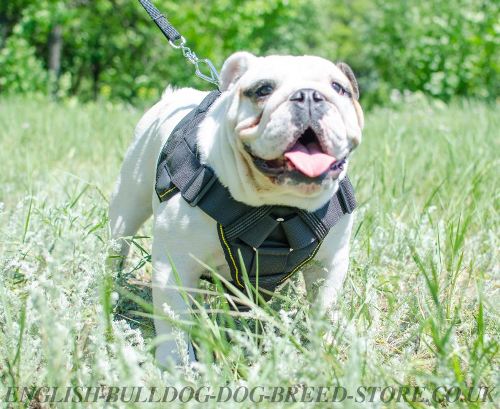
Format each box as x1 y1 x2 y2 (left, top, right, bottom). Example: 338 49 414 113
195 59 220 85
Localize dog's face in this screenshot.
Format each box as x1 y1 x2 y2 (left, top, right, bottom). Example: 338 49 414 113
200 53 364 210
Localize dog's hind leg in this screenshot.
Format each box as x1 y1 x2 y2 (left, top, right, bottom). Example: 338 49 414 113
108 173 153 270
108 105 167 269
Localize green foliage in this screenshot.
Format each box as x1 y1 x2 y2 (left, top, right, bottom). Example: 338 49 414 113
0 34 47 94
0 0 318 102
0 0 498 105
362 0 500 104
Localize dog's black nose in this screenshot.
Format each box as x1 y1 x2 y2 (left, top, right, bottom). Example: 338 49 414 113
289 88 325 103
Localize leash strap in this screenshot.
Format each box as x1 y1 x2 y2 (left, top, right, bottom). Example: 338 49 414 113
138 0 181 42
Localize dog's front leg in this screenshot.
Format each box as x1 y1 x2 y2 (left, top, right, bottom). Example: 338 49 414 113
303 214 354 314
152 262 199 367
151 231 202 367
304 252 350 314
151 198 220 367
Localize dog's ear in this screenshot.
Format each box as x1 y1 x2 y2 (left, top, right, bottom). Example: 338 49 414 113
336 62 359 100
220 52 256 92
337 62 364 129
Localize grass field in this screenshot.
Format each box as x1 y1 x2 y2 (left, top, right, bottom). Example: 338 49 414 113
0 95 498 408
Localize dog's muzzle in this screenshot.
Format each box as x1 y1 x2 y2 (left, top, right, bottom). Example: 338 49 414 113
245 127 347 184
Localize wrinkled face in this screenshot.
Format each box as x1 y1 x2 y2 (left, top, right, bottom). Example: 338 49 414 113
221 54 364 198
200 53 365 209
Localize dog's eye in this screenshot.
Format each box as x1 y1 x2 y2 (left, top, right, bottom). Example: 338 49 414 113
332 82 350 97
254 84 274 98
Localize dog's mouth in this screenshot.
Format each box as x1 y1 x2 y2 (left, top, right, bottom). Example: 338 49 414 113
246 127 346 183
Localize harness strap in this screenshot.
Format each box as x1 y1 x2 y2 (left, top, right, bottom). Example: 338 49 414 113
155 91 221 202
224 206 273 241
302 176 357 238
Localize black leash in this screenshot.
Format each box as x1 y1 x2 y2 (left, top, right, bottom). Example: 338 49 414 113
137 0 220 86
138 0 182 43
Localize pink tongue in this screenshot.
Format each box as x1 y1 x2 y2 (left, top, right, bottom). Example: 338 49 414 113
284 142 336 178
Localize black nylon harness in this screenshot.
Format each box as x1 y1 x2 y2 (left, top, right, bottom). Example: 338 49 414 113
155 91 356 300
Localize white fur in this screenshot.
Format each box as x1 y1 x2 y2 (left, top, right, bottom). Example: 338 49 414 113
109 54 363 367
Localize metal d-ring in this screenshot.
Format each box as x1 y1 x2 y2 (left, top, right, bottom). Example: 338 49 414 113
168 36 186 49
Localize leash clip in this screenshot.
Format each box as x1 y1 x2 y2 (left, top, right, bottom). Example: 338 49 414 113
168 36 220 86
194 59 220 86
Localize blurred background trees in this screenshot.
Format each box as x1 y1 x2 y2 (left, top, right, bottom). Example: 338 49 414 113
0 0 498 107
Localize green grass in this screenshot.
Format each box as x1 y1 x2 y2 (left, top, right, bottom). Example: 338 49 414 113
0 95 498 408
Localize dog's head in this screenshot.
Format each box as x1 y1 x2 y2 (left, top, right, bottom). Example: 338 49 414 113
199 52 364 211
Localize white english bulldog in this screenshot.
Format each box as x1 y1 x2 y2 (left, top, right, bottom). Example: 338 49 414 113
109 52 364 366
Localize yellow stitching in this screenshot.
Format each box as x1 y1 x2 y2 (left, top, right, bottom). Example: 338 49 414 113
277 240 323 285
159 186 177 199
219 224 242 287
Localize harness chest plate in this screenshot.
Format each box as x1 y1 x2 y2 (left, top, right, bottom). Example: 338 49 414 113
155 91 356 299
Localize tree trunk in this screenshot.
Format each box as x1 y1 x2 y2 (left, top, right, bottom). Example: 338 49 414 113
0 17 6 48
91 60 100 100
48 25 63 95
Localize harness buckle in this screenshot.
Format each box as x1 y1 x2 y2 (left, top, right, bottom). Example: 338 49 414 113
183 165 217 207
